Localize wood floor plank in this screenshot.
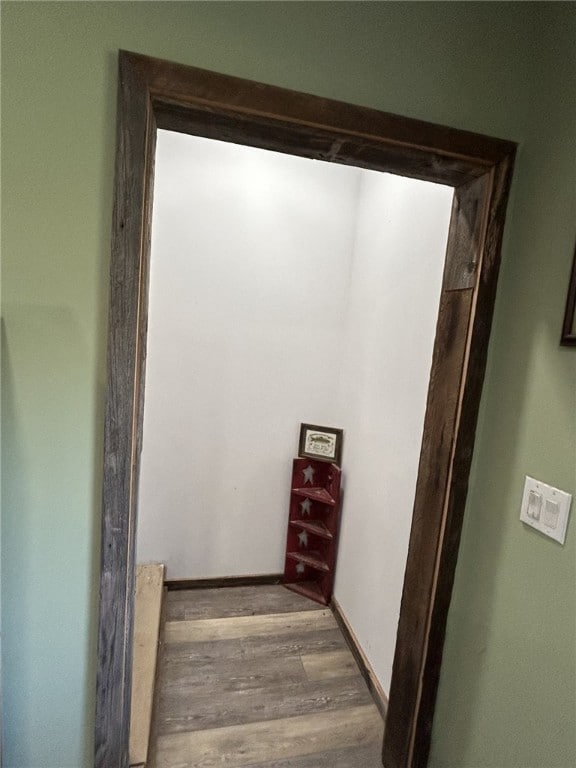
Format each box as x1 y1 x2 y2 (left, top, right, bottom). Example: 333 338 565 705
241 740 385 768
164 609 336 644
161 637 245 664
160 653 307 695
156 676 374 735
147 586 386 768
162 628 347 664
152 705 383 768
240 627 348 659
300 649 359 681
166 585 321 621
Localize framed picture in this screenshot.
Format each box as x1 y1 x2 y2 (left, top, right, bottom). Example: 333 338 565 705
561 244 576 346
298 423 343 465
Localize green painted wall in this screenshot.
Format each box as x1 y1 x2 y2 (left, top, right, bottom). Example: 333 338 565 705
1 3 574 767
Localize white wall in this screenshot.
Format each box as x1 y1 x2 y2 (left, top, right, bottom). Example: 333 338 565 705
333 172 453 693
137 130 453 695
137 130 360 577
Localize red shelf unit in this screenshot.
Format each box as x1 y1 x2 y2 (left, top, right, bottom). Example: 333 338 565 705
283 458 342 606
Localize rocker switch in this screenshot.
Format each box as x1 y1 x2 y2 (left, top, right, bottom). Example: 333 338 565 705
543 498 560 530
520 476 572 545
527 490 542 521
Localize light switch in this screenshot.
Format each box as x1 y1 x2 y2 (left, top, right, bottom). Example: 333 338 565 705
520 476 572 545
542 498 559 530
527 490 542 520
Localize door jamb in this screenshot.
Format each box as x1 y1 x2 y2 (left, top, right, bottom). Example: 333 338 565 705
95 50 516 768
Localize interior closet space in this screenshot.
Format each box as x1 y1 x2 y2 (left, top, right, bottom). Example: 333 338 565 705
136 129 453 697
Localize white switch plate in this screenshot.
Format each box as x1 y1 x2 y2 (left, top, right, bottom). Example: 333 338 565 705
520 476 572 545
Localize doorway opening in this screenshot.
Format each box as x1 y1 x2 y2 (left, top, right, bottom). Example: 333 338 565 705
136 125 453 708
95 51 516 768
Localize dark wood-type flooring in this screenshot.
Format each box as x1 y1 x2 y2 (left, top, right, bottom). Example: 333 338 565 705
146 585 384 767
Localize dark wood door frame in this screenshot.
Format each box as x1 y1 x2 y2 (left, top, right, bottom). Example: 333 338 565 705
95 51 516 768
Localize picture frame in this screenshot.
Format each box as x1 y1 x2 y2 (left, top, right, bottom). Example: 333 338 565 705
561 244 576 346
298 423 343 465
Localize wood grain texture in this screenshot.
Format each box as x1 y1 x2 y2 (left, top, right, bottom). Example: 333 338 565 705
443 174 489 290
409 153 516 768
95 52 154 768
159 627 348 664
165 584 319 621
156 676 373 736
141 48 514 186
240 741 386 768
153 706 382 768
164 609 336 644
129 564 165 765
384 155 515 768
301 650 358 681
147 586 383 767
97 49 516 768
161 652 307 694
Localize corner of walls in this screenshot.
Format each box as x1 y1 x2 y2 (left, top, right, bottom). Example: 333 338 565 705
136 132 361 579
333 173 453 694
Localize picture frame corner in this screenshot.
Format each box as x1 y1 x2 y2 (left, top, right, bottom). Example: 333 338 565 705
560 242 576 347
298 422 344 465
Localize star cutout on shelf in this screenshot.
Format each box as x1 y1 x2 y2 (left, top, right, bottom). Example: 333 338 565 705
302 465 316 485
296 562 306 575
300 498 312 516
298 530 309 548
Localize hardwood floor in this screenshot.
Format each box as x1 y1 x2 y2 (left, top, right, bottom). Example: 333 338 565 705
147 585 384 768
